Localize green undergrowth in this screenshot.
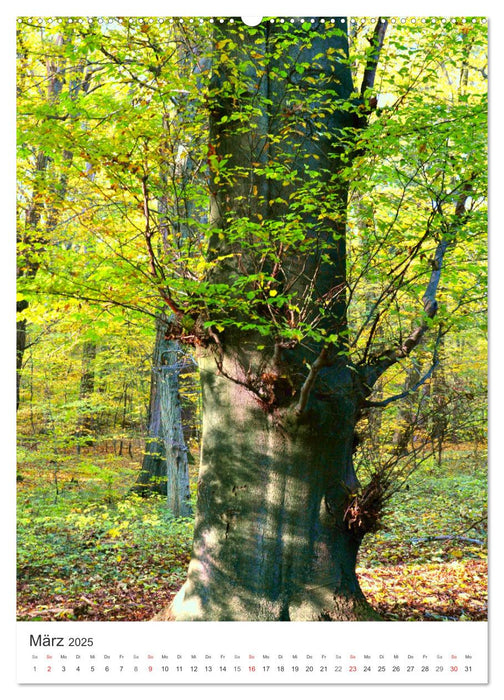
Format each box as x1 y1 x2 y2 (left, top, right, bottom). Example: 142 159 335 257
358 446 487 569
16 443 486 621
17 446 196 620
355 446 487 621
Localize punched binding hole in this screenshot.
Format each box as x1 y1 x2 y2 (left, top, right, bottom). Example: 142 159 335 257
241 17 263 26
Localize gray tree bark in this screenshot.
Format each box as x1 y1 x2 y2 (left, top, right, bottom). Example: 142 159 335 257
134 316 192 517
164 345 378 620
158 18 382 621
132 29 201 513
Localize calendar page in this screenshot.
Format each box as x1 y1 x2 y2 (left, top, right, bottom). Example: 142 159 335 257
14 0 489 690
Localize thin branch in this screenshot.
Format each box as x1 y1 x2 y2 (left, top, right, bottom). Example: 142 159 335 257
410 535 484 546
295 347 330 416
363 355 439 408
458 516 487 537
140 174 186 317
360 18 388 100
38 289 159 320
363 182 473 385
141 175 159 279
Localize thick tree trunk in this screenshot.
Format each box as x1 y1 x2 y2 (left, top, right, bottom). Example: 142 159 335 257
159 346 377 621
156 18 381 620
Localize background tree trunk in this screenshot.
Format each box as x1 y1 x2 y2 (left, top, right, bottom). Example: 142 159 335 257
16 303 29 411
134 316 192 517
132 31 200 511
76 340 97 448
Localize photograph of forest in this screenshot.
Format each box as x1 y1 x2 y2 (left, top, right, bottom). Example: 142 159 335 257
16 16 487 622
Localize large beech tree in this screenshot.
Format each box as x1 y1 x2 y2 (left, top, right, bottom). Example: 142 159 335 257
156 17 486 621
161 17 378 621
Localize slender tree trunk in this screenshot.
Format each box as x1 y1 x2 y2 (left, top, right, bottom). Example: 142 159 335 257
76 340 97 448
132 32 201 511
160 337 193 518
133 216 193 507
16 303 29 411
133 321 167 495
134 317 192 517
392 358 422 454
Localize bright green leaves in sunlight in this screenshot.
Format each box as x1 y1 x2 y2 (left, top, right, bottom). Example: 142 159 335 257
17 17 487 361
17 17 210 325
344 18 487 367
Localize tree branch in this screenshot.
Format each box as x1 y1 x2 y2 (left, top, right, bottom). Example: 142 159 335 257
141 175 185 318
410 535 484 547
141 175 159 279
363 354 439 408
362 182 473 387
360 18 388 100
38 289 159 320
295 347 330 416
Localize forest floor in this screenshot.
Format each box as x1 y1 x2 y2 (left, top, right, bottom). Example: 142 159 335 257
16 441 487 622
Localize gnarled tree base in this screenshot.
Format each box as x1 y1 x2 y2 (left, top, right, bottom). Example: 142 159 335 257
153 351 381 622
153 590 381 621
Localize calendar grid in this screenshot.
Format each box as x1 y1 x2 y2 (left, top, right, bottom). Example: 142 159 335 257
17 621 488 684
